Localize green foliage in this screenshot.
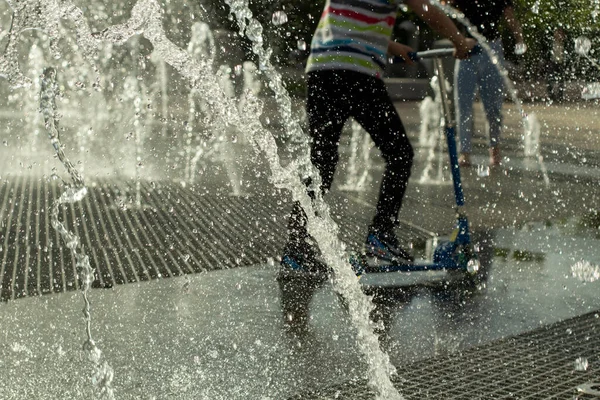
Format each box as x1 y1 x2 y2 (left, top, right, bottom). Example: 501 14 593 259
508 0 600 79
173 0 600 80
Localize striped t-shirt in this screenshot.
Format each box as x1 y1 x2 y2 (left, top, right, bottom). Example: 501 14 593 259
306 0 402 79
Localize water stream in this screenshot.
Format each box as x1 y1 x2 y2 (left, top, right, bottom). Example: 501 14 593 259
40 66 115 399
340 120 374 192
2 0 580 398
418 75 448 185
225 1 402 397
2 0 403 397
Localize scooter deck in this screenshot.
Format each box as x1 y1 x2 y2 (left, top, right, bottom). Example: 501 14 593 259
350 254 468 276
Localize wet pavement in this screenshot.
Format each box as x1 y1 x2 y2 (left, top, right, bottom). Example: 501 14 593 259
1 99 600 398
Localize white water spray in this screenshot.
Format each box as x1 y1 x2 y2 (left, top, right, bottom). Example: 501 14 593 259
5 0 401 397
225 1 403 398
40 67 115 399
418 75 449 185
340 120 374 192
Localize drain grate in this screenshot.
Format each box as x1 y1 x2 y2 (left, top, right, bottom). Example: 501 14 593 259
0 176 432 301
289 310 600 399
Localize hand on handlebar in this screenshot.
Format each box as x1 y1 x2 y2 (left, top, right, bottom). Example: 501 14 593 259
388 41 416 65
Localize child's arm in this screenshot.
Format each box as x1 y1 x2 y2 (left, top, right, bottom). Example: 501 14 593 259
404 0 476 59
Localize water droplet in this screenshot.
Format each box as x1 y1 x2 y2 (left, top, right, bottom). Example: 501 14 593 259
182 254 190 262
297 40 306 51
575 36 592 56
467 259 480 274
272 10 288 25
514 42 527 55
234 64 242 76
477 165 490 177
574 357 588 371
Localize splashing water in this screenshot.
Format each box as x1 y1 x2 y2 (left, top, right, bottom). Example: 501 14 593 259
428 0 550 186
225 0 402 398
340 120 373 192
573 37 600 99
575 37 592 56
574 357 589 371
418 76 448 185
271 11 288 26
26 42 46 153
185 22 215 184
574 36 600 72
524 112 540 157
40 67 115 399
571 261 600 283
123 41 146 207
581 82 600 100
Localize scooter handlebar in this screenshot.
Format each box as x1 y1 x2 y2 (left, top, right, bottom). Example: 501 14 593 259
392 44 482 63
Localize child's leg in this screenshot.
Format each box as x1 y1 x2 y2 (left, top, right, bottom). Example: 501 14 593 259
351 74 413 233
306 71 350 193
285 71 349 259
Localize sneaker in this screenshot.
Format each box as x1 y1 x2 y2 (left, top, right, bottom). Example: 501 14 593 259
277 238 330 282
365 230 414 263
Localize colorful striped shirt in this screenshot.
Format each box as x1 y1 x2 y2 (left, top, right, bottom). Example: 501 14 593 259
306 0 402 79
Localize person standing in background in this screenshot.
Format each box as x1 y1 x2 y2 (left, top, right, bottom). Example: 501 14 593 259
450 0 525 167
547 27 566 101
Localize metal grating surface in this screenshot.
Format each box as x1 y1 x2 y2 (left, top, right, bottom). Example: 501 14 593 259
0 176 431 301
289 310 600 399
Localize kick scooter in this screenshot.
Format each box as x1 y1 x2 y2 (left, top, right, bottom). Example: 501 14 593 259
350 46 482 282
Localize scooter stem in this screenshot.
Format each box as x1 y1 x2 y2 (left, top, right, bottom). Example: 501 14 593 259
433 57 465 207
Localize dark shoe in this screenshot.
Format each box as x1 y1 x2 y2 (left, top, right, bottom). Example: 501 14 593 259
365 230 414 263
277 238 329 332
277 238 330 283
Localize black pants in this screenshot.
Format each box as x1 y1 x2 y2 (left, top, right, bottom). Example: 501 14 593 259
304 70 414 233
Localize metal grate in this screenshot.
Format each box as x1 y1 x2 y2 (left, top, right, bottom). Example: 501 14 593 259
0 176 432 301
289 310 600 399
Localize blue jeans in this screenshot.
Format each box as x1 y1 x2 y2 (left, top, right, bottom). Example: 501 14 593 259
454 39 505 154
